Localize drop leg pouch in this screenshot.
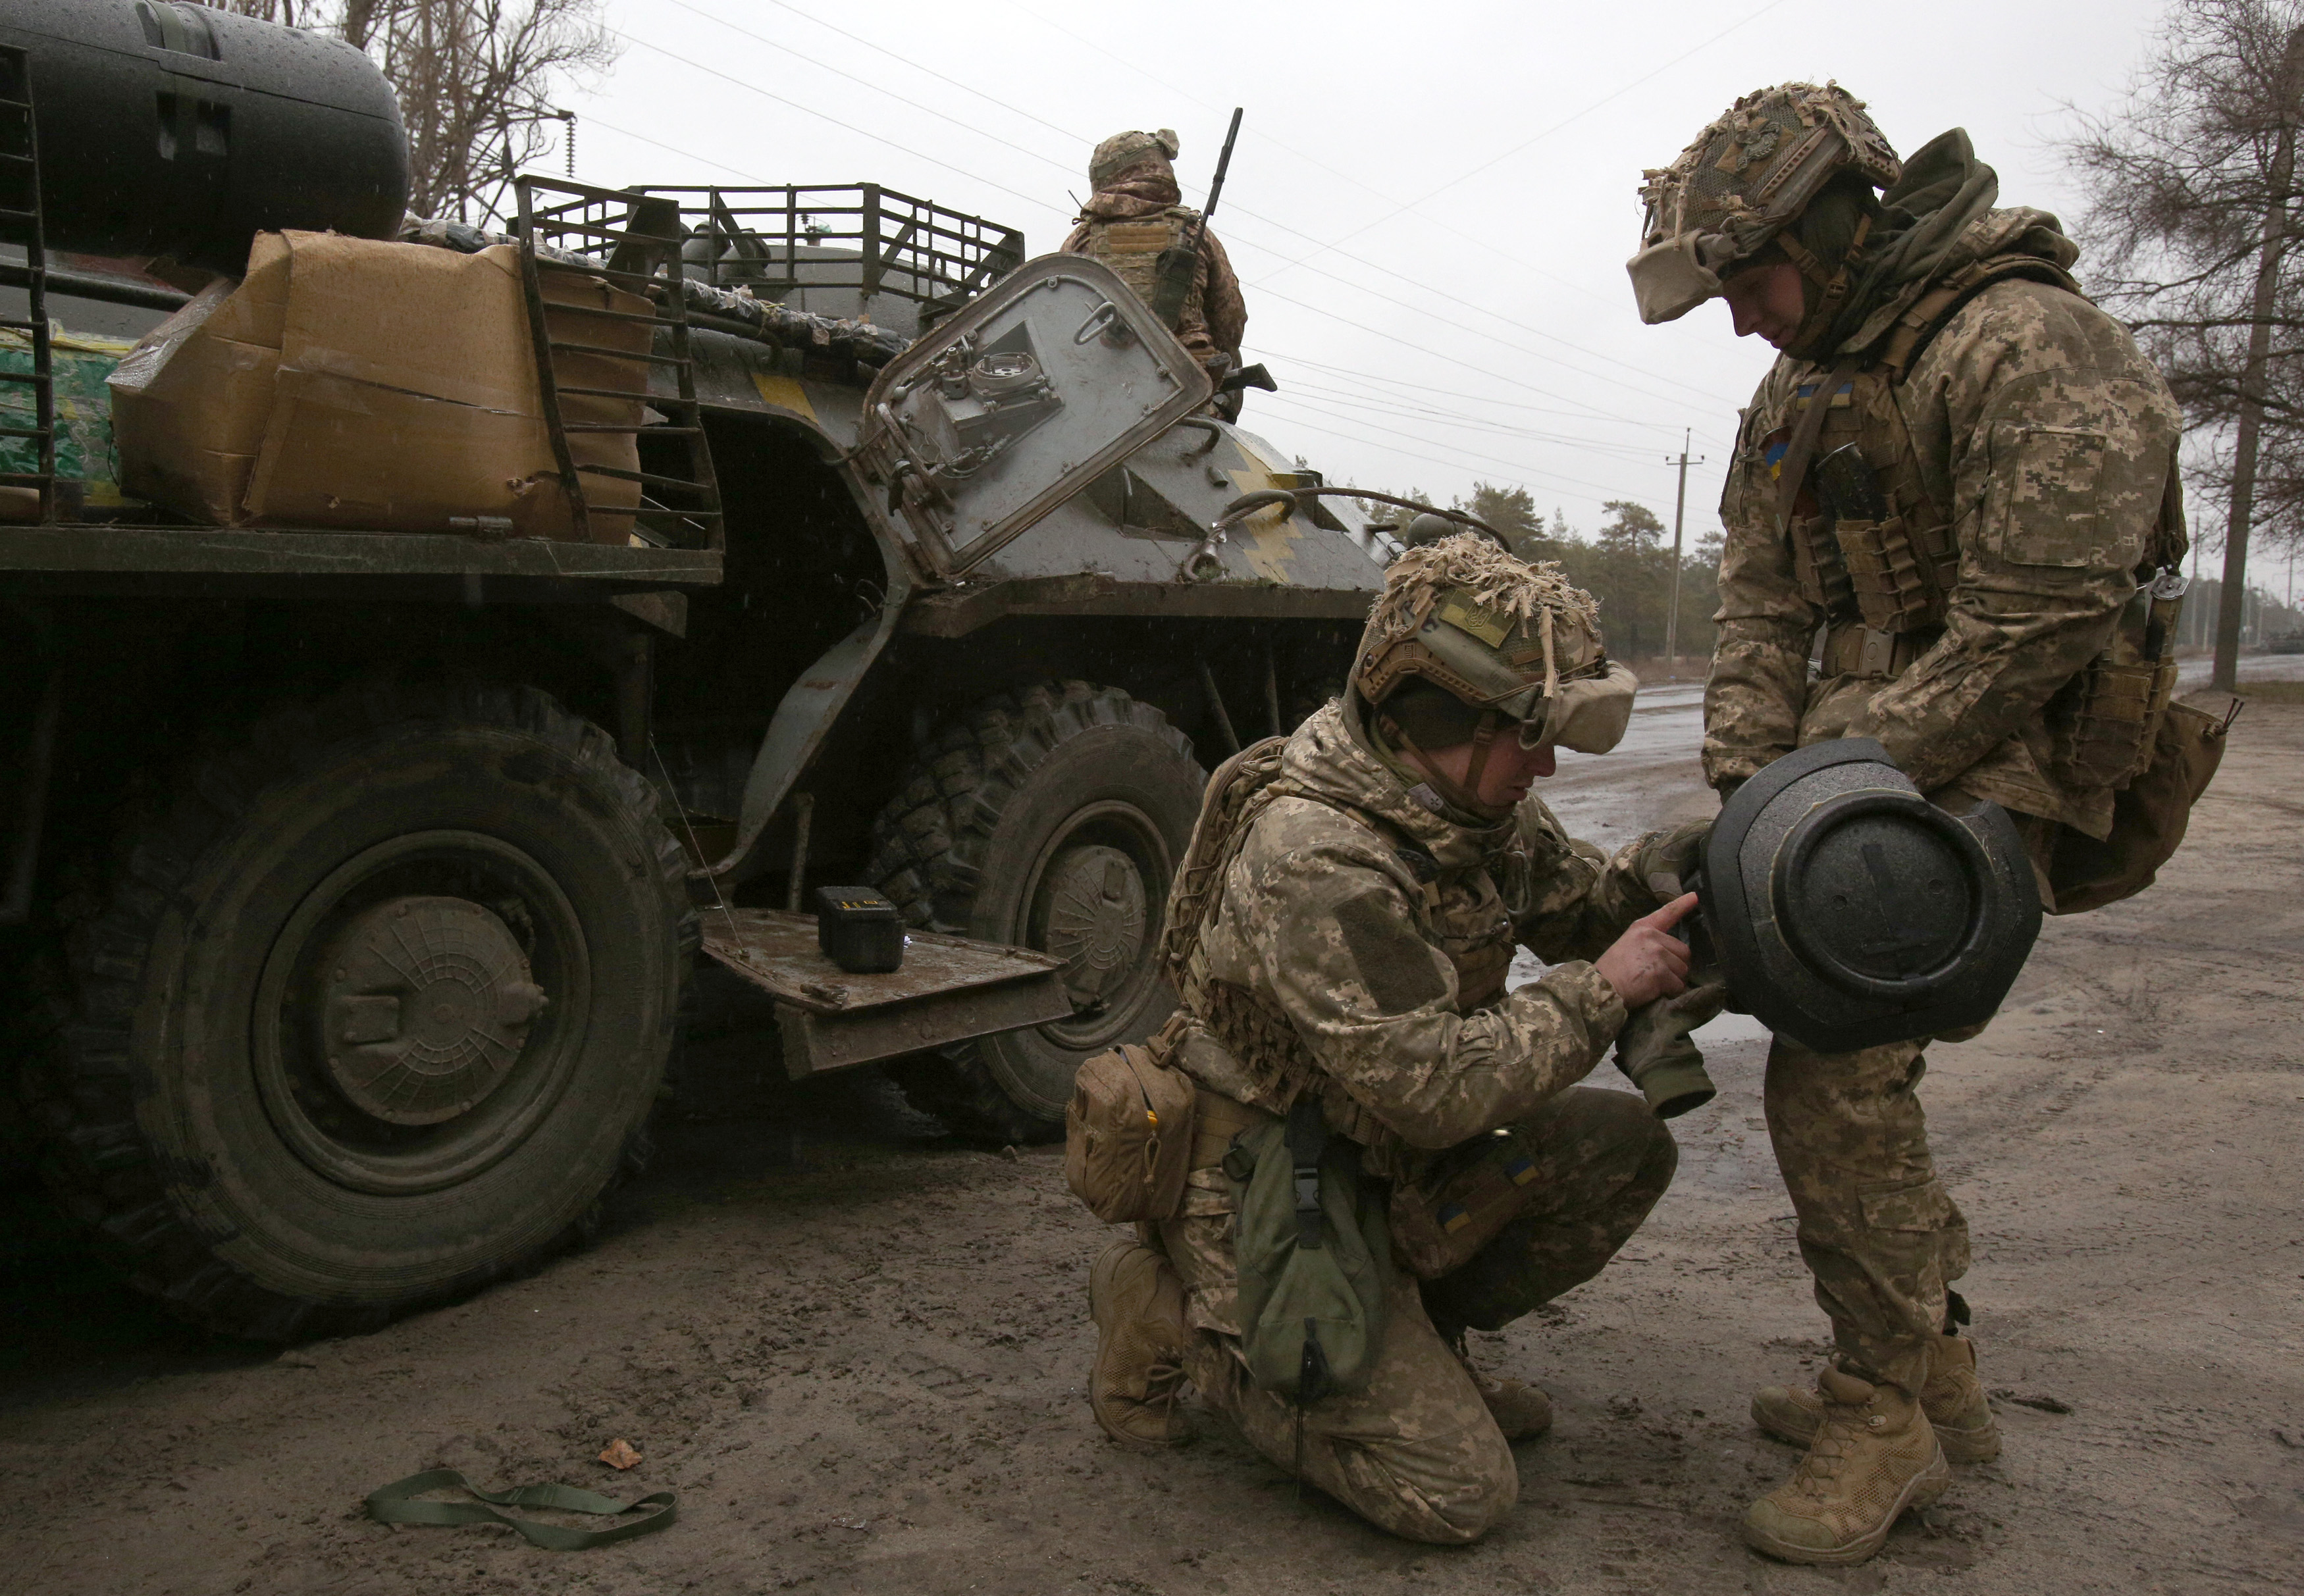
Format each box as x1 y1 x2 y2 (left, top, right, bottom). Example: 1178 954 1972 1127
1226 1100 1393 1401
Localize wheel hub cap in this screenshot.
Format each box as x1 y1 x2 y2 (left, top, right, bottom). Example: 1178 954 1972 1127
316 894 548 1125
1037 843 1147 1008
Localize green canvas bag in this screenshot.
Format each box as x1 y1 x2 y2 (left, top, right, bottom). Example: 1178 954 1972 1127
1225 1100 1393 1401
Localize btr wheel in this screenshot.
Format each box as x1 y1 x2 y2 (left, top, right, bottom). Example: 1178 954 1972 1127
870 682 1204 1143
26 683 692 1340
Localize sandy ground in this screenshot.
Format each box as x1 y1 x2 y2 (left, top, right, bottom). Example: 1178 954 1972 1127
4 688 2300 1596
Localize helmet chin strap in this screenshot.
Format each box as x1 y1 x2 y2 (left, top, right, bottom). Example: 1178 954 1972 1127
1777 212 1873 359
1381 710 1513 822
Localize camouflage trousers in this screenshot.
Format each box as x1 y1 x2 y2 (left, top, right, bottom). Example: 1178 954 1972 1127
1766 1035 1970 1395
1763 816 2060 1395
1159 1087 1676 1543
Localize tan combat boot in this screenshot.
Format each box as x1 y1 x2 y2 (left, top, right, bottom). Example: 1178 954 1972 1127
1752 1333 1999 1463
1742 1365 1951 1566
1446 1338 1552 1441
1087 1239 1191 1447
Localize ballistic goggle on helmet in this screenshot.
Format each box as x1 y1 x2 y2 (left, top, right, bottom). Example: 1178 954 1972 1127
1627 82 1900 326
1354 536 1638 759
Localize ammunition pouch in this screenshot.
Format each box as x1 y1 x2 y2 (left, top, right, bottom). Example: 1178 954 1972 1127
1835 514 1956 633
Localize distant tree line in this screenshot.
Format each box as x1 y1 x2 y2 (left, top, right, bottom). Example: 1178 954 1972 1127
1353 482 1721 669
2064 0 2304 689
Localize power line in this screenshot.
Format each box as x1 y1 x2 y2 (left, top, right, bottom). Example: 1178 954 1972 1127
1267 349 1739 450
1257 0 1797 284
660 0 1083 182
1261 391 1681 503
1280 379 1708 462
987 0 1617 311
606 28 1072 226
731 0 1743 411
759 0 1091 147
579 109 768 182
1222 229 1749 419
1246 405 1653 510
1249 274 1725 433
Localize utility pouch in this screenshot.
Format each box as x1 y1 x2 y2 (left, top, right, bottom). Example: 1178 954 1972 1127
1064 1037 1198 1223
2047 696 2229 915
2051 575 2185 792
1227 1100 1392 1401
1387 1128 1545 1281
2051 657 2171 789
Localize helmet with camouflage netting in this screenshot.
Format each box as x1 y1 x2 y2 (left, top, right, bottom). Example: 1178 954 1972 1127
1350 534 1638 810
1089 128 1180 189
1627 82 1900 325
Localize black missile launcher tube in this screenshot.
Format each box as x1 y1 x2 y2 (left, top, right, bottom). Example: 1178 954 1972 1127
0 0 408 274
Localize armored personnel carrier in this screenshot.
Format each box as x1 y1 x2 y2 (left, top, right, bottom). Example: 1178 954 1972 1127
0 0 1392 1337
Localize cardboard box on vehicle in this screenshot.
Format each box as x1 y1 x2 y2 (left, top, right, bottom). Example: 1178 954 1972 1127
109 231 649 541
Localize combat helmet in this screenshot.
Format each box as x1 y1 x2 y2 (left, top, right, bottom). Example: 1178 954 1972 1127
1089 128 1180 189
1627 82 1900 326
1351 534 1638 817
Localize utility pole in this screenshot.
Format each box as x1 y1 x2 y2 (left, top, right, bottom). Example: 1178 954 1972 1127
1662 428 1704 680
2214 23 2304 693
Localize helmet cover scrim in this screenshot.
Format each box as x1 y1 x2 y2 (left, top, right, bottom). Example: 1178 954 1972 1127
1627 82 1900 324
1353 534 1637 758
1090 128 1181 189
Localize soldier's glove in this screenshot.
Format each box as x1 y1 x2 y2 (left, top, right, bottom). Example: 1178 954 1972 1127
1631 819 1713 904
1613 981 1727 1120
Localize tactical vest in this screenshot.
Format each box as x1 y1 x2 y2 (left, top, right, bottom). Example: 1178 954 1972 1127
1157 736 1523 1168
1761 254 2189 790
1076 206 1205 336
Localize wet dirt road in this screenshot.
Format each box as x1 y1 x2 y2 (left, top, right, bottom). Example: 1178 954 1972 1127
4 681 2301 1596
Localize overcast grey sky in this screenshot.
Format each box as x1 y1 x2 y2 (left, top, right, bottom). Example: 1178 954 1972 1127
563 0 2172 546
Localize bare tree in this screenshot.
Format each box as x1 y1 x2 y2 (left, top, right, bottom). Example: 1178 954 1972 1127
2064 0 2304 692
203 1 615 225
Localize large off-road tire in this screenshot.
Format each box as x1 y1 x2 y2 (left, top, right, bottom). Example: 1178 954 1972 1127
24 683 693 1341
869 682 1204 1144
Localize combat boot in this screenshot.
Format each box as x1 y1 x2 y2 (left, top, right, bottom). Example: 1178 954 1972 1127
1087 1239 1191 1447
1742 1365 1951 1566
1446 1337 1552 1441
1752 1333 1999 1463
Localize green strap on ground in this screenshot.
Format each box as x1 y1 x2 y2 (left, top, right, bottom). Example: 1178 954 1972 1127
365 1468 677 1550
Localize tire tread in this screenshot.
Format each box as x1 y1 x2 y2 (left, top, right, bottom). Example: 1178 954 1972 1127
20 681 694 1341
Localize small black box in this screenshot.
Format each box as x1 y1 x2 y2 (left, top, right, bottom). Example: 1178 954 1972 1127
814 885 905 973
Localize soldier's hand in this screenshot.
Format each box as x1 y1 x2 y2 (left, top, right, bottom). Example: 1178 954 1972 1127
1594 892 1698 1008
1632 818 1712 902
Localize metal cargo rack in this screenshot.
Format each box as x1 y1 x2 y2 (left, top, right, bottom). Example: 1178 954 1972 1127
638 182 1025 328
513 175 725 553
0 44 54 523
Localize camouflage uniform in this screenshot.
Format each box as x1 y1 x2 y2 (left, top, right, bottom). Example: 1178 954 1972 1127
1155 696 1677 1542
1059 130 1246 376
1709 205 2184 1393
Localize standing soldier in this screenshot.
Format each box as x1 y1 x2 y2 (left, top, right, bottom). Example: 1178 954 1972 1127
1062 128 1247 389
1627 84 2187 1565
1084 534 1714 1543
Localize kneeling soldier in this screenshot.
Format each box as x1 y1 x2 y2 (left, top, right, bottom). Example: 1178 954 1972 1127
1086 535 1709 1543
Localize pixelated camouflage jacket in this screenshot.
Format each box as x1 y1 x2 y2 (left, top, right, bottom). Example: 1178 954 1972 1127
1059 166 1246 367
1179 698 1653 1159
1706 206 2184 837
